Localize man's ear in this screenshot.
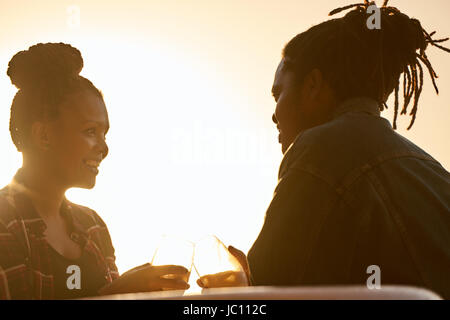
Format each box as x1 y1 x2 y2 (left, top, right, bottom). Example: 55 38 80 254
30 121 51 151
302 68 324 101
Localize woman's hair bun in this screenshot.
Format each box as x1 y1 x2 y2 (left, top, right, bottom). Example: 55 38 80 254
7 42 84 90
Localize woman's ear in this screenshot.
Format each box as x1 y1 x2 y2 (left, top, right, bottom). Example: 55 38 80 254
30 121 51 151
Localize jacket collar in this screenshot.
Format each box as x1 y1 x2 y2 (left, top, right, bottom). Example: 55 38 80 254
278 97 382 179
332 96 381 119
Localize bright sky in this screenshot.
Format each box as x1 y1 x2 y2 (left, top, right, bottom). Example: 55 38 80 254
0 0 449 285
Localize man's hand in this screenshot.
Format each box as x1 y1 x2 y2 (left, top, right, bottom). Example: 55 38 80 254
196 245 251 288
228 245 251 282
98 264 190 295
196 270 248 288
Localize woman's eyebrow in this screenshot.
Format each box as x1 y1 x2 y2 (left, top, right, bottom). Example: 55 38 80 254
83 120 109 131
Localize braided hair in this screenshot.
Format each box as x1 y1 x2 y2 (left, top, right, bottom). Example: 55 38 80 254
7 43 103 151
282 0 450 129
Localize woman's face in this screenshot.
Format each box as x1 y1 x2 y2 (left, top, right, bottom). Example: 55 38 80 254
44 90 109 189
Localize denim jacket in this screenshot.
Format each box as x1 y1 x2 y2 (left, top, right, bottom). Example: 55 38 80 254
248 97 450 299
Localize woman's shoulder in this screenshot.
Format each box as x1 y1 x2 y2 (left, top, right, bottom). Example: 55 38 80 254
0 185 18 229
65 200 108 230
66 201 117 262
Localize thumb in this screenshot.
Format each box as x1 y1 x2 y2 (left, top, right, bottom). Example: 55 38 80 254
228 245 249 273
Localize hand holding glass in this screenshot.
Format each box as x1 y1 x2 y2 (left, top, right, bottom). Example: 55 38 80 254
151 236 195 290
194 235 248 288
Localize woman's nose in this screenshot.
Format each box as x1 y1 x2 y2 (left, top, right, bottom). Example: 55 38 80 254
99 139 109 160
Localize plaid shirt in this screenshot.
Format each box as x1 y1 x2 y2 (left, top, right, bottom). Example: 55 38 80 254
0 171 120 299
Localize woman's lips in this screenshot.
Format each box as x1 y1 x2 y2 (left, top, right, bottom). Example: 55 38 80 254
85 166 99 174
83 159 100 174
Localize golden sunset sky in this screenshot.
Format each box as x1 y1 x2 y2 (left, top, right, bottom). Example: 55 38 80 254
0 0 449 279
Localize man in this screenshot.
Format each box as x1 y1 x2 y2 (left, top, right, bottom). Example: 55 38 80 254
200 2 450 299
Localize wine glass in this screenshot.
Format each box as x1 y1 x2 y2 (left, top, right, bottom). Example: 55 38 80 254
193 235 247 289
151 235 195 290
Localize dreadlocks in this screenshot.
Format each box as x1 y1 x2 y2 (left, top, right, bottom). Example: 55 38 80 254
282 0 450 129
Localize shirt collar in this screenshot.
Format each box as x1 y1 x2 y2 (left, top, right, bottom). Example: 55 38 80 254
9 169 86 241
332 96 381 119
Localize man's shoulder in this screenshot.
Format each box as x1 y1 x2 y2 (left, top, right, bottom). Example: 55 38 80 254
295 112 391 153
280 114 380 174
280 112 436 183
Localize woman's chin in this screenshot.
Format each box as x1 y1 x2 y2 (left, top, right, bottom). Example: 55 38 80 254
74 178 96 189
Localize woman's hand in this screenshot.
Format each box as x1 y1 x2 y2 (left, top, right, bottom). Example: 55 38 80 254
98 264 190 295
196 245 252 289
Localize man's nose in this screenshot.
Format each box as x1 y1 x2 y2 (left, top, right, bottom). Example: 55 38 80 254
272 114 278 124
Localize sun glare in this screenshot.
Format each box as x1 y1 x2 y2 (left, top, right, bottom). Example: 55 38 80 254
59 36 281 273
0 0 448 281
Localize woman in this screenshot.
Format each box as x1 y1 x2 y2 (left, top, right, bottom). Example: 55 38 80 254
0 43 189 299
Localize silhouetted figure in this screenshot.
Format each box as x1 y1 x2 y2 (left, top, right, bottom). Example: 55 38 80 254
246 2 450 299
0 43 189 299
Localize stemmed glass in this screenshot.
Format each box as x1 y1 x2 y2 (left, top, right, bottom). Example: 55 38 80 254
193 235 247 288
150 235 195 290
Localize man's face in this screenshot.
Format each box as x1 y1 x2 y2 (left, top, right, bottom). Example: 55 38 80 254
271 58 335 154
271 59 305 154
